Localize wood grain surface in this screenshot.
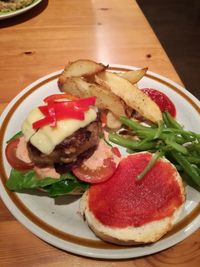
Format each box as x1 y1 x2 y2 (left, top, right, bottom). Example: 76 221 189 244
0 0 199 266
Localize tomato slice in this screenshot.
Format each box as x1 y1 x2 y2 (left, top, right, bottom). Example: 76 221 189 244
72 140 119 183
5 139 33 171
73 157 117 184
142 88 176 117
111 146 121 158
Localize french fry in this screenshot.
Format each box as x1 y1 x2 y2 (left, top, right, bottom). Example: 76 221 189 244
117 68 148 84
59 59 163 124
96 71 162 123
61 77 126 118
90 85 126 118
106 111 122 129
61 77 91 98
58 59 107 87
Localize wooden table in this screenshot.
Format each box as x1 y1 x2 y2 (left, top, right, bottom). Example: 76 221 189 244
0 0 199 266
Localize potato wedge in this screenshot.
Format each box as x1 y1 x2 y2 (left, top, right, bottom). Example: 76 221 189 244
106 111 122 129
89 85 126 118
61 77 126 118
59 59 107 84
61 77 91 98
117 68 148 84
58 59 107 88
96 71 162 123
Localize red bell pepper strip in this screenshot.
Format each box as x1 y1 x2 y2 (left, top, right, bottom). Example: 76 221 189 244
73 96 96 107
39 102 89 114
41 96 96 112
38 105 49 116
32 110 85 129
47 101 56 127
33 95 96 129
32 116 55 129
44 94 96 108
44 93 79 102
54 101 89 112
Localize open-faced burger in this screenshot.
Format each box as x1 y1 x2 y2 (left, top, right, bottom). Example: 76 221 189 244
5 94 120 196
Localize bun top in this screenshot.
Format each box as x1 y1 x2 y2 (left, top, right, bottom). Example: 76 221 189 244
88 152 185 228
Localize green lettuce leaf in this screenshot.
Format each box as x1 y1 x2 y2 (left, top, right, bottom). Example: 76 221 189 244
6 169 63 190
6 169 89 197
45 179 89 198
7 131 23 143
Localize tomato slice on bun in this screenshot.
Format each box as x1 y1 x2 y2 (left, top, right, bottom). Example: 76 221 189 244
73 139 120 183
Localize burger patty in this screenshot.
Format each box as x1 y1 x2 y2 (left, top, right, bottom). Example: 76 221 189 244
27 120 102 170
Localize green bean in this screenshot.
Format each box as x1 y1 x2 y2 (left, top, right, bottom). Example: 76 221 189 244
164 139 188 155
185 156 200 165
134 129 156 139
121 117 178 142
136 129 185 144
137 150 162 180
120 116 153 132
187 142 200 153
153 121 164 139
171 151 200 186
188 151 199 157
162 128 197 141
163 112 183 130
109 133 156 151
162 112 171 127
118 115 200 185
121 116 197 144
121 115 200 141
163 112 200 141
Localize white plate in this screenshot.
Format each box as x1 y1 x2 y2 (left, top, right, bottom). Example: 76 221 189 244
0 65 200 259
0 0 42 20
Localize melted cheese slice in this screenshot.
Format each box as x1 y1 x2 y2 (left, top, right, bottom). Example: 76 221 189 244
22 107 97 155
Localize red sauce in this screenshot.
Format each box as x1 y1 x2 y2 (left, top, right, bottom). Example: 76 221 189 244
88 153 184 228
142 88 176 117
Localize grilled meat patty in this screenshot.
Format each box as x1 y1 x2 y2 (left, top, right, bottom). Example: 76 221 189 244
27 120 102 171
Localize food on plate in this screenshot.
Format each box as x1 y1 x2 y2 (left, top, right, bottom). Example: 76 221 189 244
73 139 120 184
142 88 176 117
117 67 148 84
6 94 119 196
58 59 107 87
60 77 127 120
105 111 122 129
6 137 34 171
95 71 162 123
0 0 34 12
109 113 200 186
59 59 162 127
22 95 100 168
5 59 200 246
80 152 185 245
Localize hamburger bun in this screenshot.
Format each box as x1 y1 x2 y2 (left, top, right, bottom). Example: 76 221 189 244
80 152 185 245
